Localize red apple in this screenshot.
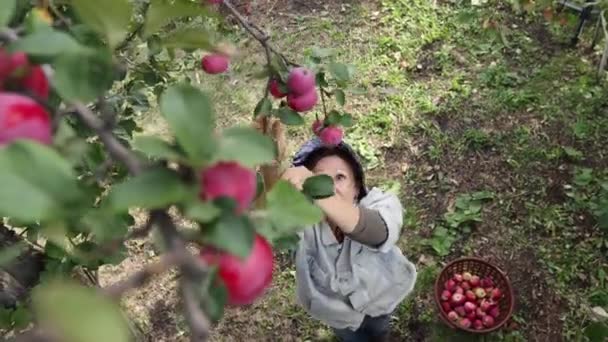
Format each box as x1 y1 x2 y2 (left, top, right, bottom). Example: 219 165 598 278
470 275 480 287
447 311 459 321
441 302 452 313
444 279 457 291
482 315 495 328
318 125 343 146
459 318 472 329
311 119 323 135
287 88 318 112
454 306 466 317
199 161 256 214
451 293 465 306
199 234 274 306
201 54 229 74
489 306 500 319
473 319 484 330
269 78 287 98
441 290 451 301
0 92 52 146
491 288 502 300
287 67 315 95
479 299 492 312
461 281 471 291
453 273 463 282
18 65 49 100
464 301 477 313
465 290 476 302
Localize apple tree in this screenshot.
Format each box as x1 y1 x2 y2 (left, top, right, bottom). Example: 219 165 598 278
0 0 358 340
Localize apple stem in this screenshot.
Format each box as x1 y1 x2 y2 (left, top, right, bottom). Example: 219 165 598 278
320 86 328 119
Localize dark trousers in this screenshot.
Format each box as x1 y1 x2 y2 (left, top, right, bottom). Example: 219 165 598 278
332 314 391 342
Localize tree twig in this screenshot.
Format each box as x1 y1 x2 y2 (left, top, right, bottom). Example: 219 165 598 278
221 0 297 67
0 27 21 42
181 279 211 342
320 87 328 118
103 250 182 298
72 101 144 175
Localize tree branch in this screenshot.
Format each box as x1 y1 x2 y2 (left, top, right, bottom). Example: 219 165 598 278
221 0 297 67
0 27 20 42
72 101 144 175
181 279 211 342
103 250 182 298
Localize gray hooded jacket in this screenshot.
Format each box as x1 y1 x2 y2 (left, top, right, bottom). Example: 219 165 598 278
292 138 418 331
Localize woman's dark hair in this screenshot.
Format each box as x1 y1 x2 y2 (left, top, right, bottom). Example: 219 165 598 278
300 144 367 201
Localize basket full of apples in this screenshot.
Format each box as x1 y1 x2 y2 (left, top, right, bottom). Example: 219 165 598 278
434 257 514 333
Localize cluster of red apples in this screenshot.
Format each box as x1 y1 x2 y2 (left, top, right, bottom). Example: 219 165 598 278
440 271 504 330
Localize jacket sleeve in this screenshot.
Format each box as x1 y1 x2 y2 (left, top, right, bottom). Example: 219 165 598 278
357 188 404 253
346 207 389 248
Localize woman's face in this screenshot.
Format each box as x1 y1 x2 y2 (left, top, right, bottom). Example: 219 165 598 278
312 155 358 203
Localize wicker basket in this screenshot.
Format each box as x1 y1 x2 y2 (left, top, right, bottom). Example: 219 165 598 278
434 257 514 333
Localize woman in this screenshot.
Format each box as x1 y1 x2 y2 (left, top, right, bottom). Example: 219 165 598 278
281 137 417 342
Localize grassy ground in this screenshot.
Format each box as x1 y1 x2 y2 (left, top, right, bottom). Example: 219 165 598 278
99 0 608 340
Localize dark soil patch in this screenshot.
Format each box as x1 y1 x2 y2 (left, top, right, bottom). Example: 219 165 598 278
411 40 445 80
233 0 364 20
544 166 571 204
470 242 566 341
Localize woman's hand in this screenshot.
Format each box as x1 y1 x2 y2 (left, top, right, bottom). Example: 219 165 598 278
280 166 314 190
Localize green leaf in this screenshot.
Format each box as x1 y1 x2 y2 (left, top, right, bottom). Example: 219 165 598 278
52 51 115 102
302 175 335 199
563 146 583 160
185 201 221 223
45 242 66 260
277 107 305 125
70 0 133 49
266 180 324 232
316 72 329 88
213 126 276 168
326 110 353 127
334 89 346 106
199 270 227 323
598 211 608 231
0 141 83 222
0 307 11 329
144 0 211 37
132 135 184 161
255 172 265 200
0 0 17 27
10 305 31 330
204 214 254 259
159 83 216 164
160 27 213 50
0 242 25 268
107 168 190 212
8 30 86 57
339 113 354 127
328 62 352 83
32 280 131 342
80 209 130 243
254 97 272 118
584 322 608 342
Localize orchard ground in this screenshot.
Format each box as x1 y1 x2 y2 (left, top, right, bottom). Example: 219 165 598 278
98 0 608 341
